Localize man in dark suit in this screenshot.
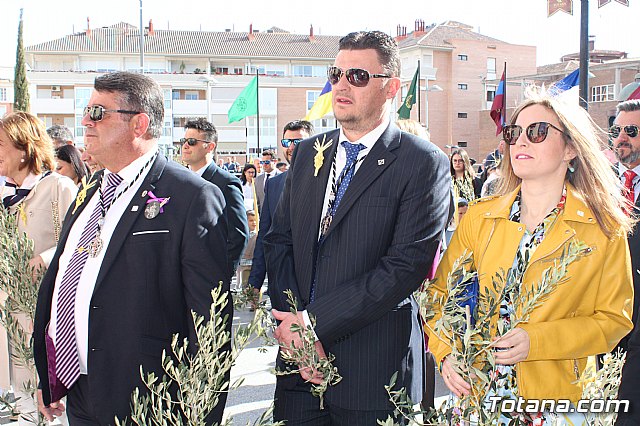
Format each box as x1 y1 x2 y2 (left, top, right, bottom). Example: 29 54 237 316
612 99 640 351
33 71 230 425
248 120 314 309
181 117 249 279
613 99 640 423
264 31 451 424
254 149 280 213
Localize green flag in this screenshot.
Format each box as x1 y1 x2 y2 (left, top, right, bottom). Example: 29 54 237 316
397 67 419 119
228 76 258 123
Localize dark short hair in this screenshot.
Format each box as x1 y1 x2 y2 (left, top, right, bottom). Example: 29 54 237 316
240 163 257 185
261 150 275 159
275 162 287 169
339 31 400 77
47 124 74 144
94 71 164 139
282 120 314 138
617 99 640 115
458 198 469 208
246 210 256 218
185 117 218 143
55 144 90 182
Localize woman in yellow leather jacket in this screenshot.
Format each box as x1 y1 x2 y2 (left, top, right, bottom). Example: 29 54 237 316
426 89 634 424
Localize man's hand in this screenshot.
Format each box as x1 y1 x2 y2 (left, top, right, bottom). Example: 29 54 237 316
37 389 65 422
272 309 327 384
272 309 307 351
492 327 530 365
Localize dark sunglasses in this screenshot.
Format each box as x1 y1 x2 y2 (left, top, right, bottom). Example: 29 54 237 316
83 105 141 122
180 137 208 146
327 66 391 88
260 160 271 165
503 122 567 145
281 138 303 148
610 124 639 139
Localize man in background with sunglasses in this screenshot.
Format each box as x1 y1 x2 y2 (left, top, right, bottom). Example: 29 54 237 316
264 31 450 425
614 99 640 426
254 149 280 213
181 117 249 283
248 120 314 309
33 71 230 425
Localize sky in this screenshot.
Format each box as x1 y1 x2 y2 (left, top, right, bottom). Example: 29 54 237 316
0 0 638 70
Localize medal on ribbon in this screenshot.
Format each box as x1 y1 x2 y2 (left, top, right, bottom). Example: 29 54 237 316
144 191 170 219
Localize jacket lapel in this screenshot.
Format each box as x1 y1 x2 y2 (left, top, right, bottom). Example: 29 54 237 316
201 162 217 182
58 171 104 246
93 155 166 294
323 124 399 238
309 130 341 231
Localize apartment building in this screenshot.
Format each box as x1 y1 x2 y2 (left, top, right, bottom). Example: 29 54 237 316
25 21 340 161
0 67 13 117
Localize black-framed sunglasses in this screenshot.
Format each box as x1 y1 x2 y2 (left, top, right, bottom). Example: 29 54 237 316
503 122 567 145
179 137 209 146
260 160 271 165
327 66 391 88
610 124 639 139
281 138 303 148
83 105 141 122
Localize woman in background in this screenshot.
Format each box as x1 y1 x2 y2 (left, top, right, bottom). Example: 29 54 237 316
55 144 91 186
450 148 482 201
240 163 258 211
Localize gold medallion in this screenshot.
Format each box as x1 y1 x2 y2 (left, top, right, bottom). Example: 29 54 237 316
313 135 333 177
73 175 97 214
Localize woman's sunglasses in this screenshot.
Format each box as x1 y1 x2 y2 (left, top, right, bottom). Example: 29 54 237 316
281 138 303 148
179 137 209 146
83 105 141 122
610 124 639 139
503 122 567 145
327 66 391 88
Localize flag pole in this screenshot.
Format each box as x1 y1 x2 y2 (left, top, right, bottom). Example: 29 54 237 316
579 0 589 110
256 70 260 153
417 59 421 123
503 62 507 127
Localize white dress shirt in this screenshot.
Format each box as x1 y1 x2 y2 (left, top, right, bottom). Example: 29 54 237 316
194 160 213 177
48 147 158 374
617 162 640 203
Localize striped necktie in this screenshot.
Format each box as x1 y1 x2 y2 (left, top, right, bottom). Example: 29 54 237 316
54 172 123 389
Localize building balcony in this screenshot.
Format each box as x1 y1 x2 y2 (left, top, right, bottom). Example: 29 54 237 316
31 98 75 114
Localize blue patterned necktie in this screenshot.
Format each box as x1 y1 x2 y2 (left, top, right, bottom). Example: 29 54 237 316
54 172 123 389
331 141 366 215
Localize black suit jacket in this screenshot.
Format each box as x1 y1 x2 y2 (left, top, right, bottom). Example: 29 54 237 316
33 155 231 425
617 322 640 425
248 172 286 300
201 161 249 277
264 124 451 410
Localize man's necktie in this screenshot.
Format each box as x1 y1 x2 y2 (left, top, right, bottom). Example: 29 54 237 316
54 172 122 389
624 169 637 206
265 173 271 185
332 141 366 214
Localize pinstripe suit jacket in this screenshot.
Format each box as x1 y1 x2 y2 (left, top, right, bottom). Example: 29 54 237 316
264 123 451 410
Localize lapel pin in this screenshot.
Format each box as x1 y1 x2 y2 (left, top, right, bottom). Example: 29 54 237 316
131 205 139 212
141 190 148 198
378 159 385 166
577 210 584 217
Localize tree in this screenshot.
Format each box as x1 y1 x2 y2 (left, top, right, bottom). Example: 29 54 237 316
14 8 30 113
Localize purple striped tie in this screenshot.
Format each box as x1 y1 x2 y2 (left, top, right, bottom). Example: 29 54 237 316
55 172 122 389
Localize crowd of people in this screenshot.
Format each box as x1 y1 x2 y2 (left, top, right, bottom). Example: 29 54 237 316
0 29 638 426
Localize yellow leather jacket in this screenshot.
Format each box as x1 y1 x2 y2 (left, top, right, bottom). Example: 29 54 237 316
427 184 634 403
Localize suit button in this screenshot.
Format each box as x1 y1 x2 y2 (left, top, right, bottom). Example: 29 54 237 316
90 348 100 352
91 306 100 309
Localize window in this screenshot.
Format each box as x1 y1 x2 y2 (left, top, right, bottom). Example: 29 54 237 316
185 91 199 101
458 113 468 119
74 87 92 138
458 141 468 148
234 67 243 75
486 85 497 102
307 90 320 110
162 117 172 138
457 54 468 61
247 117 276 137
312 117 336 133
163 89 172 110
487 57 497 80
458 83 468 90
172 91 180 100
591 84 615 102
0 88 6 102
293 65 327 78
